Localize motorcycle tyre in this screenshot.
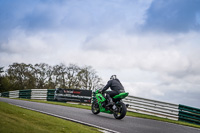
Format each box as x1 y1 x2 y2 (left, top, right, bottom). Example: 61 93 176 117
91 100 100 114
113 102 127 119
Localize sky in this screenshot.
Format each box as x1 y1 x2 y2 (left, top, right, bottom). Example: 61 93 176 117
0 0 200 108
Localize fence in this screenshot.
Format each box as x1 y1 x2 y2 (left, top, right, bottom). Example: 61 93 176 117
178 104 200 125
9 90 19 98
1 91 9 97
1 89 199 125
0 89 55 101
19 90 31 99
124 95 179 120
47 89 56 101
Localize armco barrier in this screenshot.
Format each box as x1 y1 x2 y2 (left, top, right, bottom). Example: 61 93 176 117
19 90 31 99
9 90 19 98
179 104 200 125
47 89 55 101
1 92 9 97
31 89 47 100
1 89 55 100
124 95 179 120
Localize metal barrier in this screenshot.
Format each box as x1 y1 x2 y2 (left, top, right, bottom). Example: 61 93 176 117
9 90 19 98
47 89 56 101
124 95 179 120
31 89 47 100
19 90 31 99
179 104 200 125
0 89 55 100
1 92 9 97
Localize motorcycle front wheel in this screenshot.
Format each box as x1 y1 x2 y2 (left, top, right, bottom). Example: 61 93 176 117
91 100 100 114
113 102 127 119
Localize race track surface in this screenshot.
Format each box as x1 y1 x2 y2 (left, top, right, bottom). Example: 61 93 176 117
0 98 199 133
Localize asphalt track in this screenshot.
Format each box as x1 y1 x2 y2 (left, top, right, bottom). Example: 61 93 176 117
0 97 199 133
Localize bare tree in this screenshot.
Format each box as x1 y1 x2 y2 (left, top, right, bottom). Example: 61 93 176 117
7 63 35 90
77 66 101 90
2 62 102 91
52 63 67 88
0 67 4 76
45 65 55 89
65 64 80 89
33 64 55 89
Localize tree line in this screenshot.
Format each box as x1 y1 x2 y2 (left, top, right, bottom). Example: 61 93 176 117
0 63 103 92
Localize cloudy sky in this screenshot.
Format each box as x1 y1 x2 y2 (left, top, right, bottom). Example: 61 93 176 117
0 0 200 108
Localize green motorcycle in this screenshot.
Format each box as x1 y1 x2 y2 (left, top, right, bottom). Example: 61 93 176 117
91 90 129 119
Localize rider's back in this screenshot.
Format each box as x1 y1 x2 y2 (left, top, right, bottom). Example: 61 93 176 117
109 79 125 93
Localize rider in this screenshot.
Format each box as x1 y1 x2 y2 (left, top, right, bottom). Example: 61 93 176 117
101 75 125 106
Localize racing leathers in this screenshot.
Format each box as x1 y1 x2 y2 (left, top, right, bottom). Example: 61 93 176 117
102 79 125 106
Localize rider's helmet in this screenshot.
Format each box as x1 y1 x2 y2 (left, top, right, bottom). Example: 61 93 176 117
110 75 117 80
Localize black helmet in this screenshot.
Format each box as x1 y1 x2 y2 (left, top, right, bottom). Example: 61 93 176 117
110 75 117 80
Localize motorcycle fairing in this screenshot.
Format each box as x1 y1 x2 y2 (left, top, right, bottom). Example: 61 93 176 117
113 92 129 99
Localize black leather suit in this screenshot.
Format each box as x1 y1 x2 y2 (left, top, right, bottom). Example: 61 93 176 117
102 79 125 100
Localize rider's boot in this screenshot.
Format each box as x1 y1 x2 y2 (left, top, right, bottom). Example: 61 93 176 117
106 95 114 107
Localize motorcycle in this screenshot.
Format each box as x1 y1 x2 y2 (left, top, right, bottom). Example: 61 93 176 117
91 90 129 119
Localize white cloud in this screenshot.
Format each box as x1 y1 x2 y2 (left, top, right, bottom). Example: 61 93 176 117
74 30 200 107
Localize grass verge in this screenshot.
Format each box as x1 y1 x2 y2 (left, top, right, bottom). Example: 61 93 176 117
0 101 101 133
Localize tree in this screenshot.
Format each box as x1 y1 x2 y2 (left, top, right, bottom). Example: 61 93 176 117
77 66 101 90
1 62 102 91
52 63 67 88
0 67 7 92
0 67 4 76
7 63 33 90
45 65 55 89
65 64 80 89
34 63 53 89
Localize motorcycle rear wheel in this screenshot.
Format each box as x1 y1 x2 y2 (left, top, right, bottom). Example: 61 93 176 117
91 100 100 114
113 102 127 119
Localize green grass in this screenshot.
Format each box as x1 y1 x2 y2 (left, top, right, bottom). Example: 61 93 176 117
7 98 200 129
0 101 101 133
